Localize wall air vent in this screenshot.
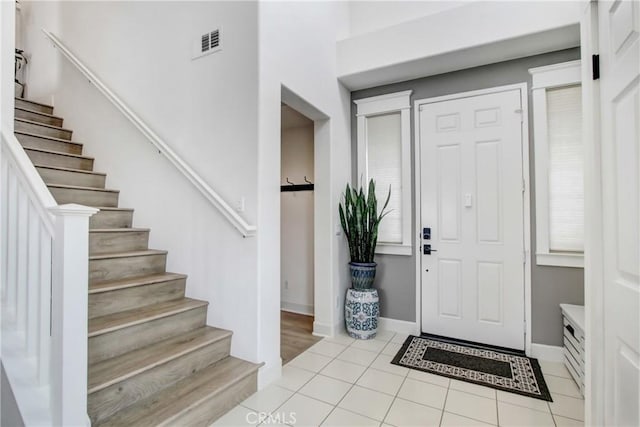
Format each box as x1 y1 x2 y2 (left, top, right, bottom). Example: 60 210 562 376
193 28 222 60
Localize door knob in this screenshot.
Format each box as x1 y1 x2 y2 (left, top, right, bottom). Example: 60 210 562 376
423 244 438 255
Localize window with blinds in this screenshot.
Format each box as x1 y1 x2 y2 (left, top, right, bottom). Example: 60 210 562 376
366 112 402 243
355 90 412 255
530 59 584 268
546 85 584 252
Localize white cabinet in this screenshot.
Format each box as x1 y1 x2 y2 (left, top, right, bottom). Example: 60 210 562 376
560 304 585 396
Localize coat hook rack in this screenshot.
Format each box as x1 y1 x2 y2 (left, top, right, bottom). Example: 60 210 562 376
281 176 314 192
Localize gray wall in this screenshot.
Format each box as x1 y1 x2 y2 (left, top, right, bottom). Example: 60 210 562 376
351 48 584 346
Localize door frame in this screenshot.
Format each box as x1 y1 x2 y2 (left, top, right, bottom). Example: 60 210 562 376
413 82 533 353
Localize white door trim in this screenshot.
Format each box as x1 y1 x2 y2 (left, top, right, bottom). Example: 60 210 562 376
413 82 532 353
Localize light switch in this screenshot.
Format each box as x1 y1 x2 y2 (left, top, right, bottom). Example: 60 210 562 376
464 193 473 208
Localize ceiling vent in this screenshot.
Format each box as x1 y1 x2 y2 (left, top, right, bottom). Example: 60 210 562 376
193 28 222 60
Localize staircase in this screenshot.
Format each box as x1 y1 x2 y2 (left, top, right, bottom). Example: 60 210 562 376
14 97 260 426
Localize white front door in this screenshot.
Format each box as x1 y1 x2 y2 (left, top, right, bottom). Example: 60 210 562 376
598 1 640 424
419 86 526 350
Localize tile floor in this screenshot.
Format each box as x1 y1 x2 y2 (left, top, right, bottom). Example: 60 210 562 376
213 331 585 427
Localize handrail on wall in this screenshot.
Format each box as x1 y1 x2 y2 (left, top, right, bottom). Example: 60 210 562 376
41 29 257 237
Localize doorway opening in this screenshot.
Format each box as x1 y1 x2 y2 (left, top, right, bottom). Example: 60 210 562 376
280 103 321 364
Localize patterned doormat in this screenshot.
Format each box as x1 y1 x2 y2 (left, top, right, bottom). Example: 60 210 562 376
391 334 552 401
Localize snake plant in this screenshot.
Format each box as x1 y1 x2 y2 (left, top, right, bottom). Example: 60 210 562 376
339 179 391 263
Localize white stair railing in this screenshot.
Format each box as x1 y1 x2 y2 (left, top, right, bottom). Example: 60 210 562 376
42 29 257 238
1 128 97 426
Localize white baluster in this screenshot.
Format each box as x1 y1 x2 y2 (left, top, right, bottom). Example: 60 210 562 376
16 186 28 335
1 153 9 302
49 204 97 427
6 168 18 322
26 201 40 356
38 226 52 386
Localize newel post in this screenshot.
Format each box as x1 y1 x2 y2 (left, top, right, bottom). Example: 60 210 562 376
49 203 98 427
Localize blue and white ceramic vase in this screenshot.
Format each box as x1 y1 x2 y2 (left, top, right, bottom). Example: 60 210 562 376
349 262 377 289
345 288 379 339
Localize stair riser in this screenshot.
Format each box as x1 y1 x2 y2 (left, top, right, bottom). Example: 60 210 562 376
15 109 63 127
26 149 93 171
90 230 150 255
15 120 72 140
49 186 119 208
164 372 257 427
15 98 53 115
89 306 207 365
90 210 133 229
88 336 231 425
89 278 185 319
16 133 82 155
37 167 106 189
90 253 167 284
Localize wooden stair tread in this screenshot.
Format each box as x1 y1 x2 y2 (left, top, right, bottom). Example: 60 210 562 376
90 228 150 234
89 272 186 294
98 356 261 427
15 97 53 109
14 117 73 132
46 183 119 193
88 326 232 394
15 106 63 121
94 207 134 212
15 131 83 147
34 164 105 176
89 249 167 261
89 298 207 337
24 146 94 160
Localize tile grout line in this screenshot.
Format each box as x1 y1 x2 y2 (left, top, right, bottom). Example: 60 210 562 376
438 384 451 427
382 369 411 426
549 401 559 427
315 338 375 426
495 387 500 427
322 333 398 425
278 333 394 426
274 333 586 427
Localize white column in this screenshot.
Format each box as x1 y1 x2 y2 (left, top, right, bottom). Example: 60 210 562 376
49 203 98 427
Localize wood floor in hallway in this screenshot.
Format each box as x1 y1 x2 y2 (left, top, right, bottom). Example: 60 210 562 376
281 311 322 365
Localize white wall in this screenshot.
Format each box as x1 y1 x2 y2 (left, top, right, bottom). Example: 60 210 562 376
345 1 468 39
16 0 354 390
338 1 581 90
281 124 314 315
257 0 352 385
18 1 263 365
1 0 16 134
16 0 60 105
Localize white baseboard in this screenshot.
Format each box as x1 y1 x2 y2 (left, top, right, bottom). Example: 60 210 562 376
530 343 564 362
257 358 282 390
281 301 313 316
312 320 333 337
378 317 420 335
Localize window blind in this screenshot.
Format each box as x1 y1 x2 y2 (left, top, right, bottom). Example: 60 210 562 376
546 85 584 252
366 112 402 244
